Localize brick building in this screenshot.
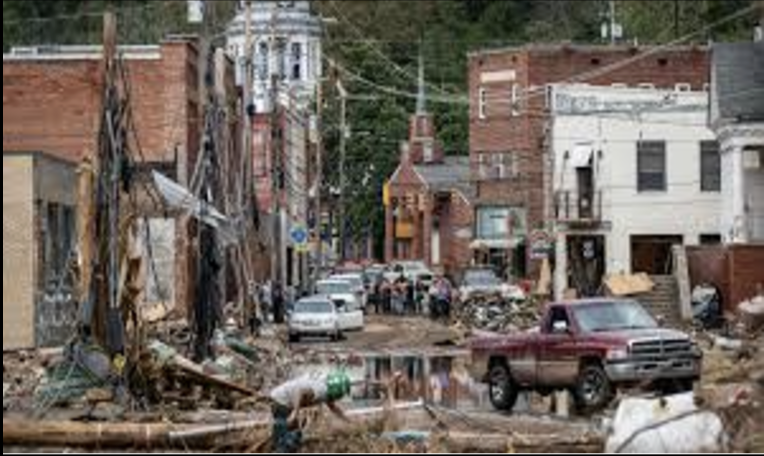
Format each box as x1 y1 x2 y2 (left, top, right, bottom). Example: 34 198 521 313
3 37 216 324
468 44 710 280
384 78 474 278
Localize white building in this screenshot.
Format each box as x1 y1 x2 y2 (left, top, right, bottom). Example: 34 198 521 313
226 1 322 114
709 42 764 245
549 85 723 299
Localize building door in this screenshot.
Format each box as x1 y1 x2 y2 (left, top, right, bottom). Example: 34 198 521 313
567 235 605 297
577 167 594 219
631 235 684 275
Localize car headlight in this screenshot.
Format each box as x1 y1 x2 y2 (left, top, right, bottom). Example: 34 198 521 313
606 348 629 361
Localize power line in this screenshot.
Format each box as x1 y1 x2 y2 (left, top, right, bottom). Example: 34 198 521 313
326 0 463 98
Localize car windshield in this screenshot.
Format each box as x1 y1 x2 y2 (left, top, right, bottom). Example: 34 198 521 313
317 281 352 295
294 301 334 314
573 301 658 333
465 271 501 286
333 276 363 289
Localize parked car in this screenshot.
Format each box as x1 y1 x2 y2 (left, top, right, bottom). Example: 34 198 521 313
315 279 365 331
469 299 703 414
459 267 526 301
330 273 368 308
288 297 343 343
384 261 434 287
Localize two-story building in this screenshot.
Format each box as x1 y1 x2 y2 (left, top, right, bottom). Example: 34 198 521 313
468 44 709 280
549 84 722 299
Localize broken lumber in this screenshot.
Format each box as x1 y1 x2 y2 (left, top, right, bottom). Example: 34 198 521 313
148 340 256 397
2 418 270 450
442 431 604 454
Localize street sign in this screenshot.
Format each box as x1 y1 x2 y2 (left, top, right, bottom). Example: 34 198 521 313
529 229 553 260
291 226 308 246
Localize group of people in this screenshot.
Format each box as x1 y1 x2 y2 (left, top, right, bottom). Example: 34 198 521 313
369 275 455 322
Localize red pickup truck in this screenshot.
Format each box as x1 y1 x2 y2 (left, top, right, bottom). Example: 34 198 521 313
469 299 703 413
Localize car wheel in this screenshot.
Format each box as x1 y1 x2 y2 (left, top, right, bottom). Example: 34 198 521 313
289 333 300 343
488 364 518 412
573 364 613 414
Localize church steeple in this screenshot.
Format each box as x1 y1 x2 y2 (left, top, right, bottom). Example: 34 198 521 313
416 46 426 115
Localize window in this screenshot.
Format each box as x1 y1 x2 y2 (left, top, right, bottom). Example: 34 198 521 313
477 152 516 180
274 39 287 80
510 83 521 117
547 306 570 333
637 141 667 192
290 42 302 81
476 207 527 240
256 42 269 80
478 87 486 120
700 140 721 192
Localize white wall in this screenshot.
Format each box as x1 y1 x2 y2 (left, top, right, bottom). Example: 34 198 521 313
748 166 764 241
551 86 722 275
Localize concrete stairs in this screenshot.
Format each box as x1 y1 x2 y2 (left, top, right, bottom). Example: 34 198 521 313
638 275 682 326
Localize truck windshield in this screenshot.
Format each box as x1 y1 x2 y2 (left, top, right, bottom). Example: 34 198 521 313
573 301 658 333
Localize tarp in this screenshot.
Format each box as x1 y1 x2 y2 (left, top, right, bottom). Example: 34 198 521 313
605 393 726 453
604 273 655 296
152 172 237 246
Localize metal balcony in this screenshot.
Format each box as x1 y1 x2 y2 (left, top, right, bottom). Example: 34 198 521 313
555 190 602 224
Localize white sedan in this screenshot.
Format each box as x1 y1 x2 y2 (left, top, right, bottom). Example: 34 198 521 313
288 298 343 343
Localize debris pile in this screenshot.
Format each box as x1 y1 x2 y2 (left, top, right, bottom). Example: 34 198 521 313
738 295 764 336
454 293 540 333
3 351 50 413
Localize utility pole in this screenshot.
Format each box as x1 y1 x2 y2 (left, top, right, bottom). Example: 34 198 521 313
314 74 324 284
241 0 255 330
609 0 617 46
337 77 348 263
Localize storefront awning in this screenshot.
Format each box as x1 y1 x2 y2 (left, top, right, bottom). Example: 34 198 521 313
470 238 523 250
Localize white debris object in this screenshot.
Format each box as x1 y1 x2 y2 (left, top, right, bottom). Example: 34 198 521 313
3 383 10 399
605 393 727 453
713 335 744 351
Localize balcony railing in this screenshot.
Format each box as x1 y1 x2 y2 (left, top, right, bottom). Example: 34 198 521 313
555 189 602 223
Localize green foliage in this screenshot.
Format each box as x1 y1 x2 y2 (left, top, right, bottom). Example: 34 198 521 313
3 0 757 257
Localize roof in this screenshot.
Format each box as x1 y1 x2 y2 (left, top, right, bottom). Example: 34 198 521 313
413 156 475 202
711 42 764 122
468 43 707 58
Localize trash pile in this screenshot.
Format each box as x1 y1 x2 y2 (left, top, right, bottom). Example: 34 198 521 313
696 299 764 454
454 293 540 333
738 294 764 336
3 350 50 413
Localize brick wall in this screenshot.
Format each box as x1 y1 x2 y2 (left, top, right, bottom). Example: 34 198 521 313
3 38 201 175
687 244 764 313
469 45 710 278
442 192 474 279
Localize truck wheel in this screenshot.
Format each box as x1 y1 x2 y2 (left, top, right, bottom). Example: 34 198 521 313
574 364 613 414
488 364 518 412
